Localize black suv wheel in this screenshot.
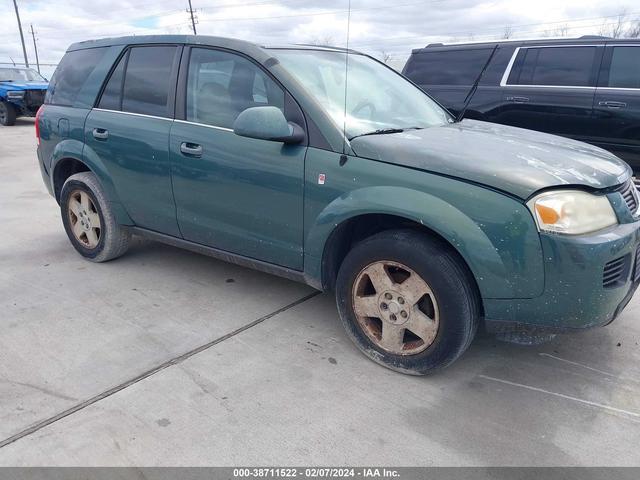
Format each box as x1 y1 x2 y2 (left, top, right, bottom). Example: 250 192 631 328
336 230 480 375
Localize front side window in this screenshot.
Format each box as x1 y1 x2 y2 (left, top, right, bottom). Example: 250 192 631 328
607 46 640 89
273 49 451 139
186 48 285 128
507 46 597 87
45 47 107 106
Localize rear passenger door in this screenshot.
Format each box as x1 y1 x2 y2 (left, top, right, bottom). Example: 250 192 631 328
495 45 602 143
169 47 307 270
593 44 640 169
85 45 182 236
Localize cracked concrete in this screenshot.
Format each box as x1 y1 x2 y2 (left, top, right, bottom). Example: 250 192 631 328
1 120 639 466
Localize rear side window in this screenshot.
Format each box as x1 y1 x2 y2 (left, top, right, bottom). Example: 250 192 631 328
404 49 493 86
45 47 107 106
507 46 597 87
97 46 178 117
607 46 640 89
98 52 126 111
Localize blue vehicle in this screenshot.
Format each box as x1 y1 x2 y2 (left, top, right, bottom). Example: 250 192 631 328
0 67 48 126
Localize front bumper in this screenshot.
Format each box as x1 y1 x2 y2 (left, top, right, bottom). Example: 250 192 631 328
485 221 640 334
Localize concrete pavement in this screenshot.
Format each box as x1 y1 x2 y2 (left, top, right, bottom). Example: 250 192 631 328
0 120 639 466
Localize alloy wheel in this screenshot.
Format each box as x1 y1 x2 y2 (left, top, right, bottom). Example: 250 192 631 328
352 260 440 355
67 190 101 248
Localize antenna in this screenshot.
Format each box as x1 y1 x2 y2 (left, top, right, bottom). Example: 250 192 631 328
341 0 351 156
187 0 198 35
456 43 498 123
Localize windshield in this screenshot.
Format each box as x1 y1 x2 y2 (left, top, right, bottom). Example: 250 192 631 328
272 49 452 139
0 67 46 82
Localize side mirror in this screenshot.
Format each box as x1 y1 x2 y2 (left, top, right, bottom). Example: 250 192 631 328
233 106 304 144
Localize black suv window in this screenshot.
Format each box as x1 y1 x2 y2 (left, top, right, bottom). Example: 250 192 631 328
98 46 178 117
404 49 493 86
45 47 107 106
507 46 597 87
607 46 640 89
186 48 285 128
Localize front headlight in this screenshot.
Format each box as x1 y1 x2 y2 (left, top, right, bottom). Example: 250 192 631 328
527 190 618 235
7 90 24 99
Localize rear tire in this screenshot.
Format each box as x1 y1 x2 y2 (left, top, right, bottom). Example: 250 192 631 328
0 101 16 126
60 172 131 262
335 229 480 375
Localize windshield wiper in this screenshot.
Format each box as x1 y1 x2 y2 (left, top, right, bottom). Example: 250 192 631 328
350 127 423 140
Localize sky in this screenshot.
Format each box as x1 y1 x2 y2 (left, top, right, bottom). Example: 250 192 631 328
2 0 639 77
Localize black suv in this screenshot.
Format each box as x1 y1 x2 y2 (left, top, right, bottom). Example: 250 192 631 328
403 37 640 171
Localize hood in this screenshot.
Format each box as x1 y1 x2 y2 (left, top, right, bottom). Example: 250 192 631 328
350 119 631 199
0 81 48 91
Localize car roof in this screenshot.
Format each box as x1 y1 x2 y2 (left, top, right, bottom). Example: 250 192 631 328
411 36 640 53
68 35 362 56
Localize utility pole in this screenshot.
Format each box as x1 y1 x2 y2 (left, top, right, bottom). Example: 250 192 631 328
30 24 40 73
12 0 29 68
187 0 197 35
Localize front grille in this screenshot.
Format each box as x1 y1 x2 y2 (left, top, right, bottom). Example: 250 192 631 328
603 255 630 288
614 180 639 215
24 89 45 109
635 248 640 283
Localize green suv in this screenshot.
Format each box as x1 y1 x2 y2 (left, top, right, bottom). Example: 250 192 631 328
37 36 640 374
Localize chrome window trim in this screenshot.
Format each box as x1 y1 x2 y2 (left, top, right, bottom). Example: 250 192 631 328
93 108 172 121
500 44 601 89
174 119 234 132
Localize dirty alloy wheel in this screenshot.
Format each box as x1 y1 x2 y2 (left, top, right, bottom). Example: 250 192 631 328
0 101 17 126
336 229 480 375
352 260 440 355
67 189 102 249
60 172 131 262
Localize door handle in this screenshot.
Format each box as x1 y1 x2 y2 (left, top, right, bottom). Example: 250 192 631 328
92 128 109 140
598 101 627 109
180 142 203 157
506 96 530 103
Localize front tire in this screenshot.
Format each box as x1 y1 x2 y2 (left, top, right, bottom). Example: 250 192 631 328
60 172 130 262
0 101 16 126
335 230 480 375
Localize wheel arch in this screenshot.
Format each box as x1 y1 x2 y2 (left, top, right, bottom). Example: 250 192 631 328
52 146 134 225
322 213 484 311
305 186 521 300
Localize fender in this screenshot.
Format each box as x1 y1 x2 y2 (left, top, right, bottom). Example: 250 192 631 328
51 140 134 225
304 186 544 300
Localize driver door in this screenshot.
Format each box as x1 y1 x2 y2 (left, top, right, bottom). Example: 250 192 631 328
169 47 307 269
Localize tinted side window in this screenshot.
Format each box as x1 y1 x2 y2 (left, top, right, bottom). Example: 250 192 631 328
98 52 127 110
607 46 640 89
45 47 107 106
507 46 597 87
404 49 492 86
186 48 285 129
122 46 177 117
